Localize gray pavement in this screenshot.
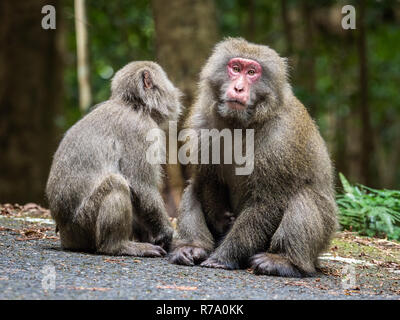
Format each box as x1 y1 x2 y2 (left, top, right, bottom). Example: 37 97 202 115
0 216 399 300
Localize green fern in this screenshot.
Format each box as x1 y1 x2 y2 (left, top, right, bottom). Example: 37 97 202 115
336 173 400 241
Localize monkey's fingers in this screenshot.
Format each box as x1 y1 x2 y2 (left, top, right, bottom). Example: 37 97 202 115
191 247 208 264
168 251 194 266
200 257 232 270
168 247 194 266
140 245 167 257
121 242 167 257
250 253 303 278
155 245 168 256
168 246 208 266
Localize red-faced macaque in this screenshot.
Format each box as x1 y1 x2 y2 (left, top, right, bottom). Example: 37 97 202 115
169 38 338 277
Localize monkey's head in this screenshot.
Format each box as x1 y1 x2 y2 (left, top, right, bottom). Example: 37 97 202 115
200 38 291 126
111 61 182 124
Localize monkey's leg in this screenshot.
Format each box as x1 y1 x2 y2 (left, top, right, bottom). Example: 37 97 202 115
250 190 334 277
77 174 166 257
200 201 277 270
130 184 174 250
168 182 215 266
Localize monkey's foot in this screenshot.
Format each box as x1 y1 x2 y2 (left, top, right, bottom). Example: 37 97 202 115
119 242 167 257
168 246 208 266
200 257 236 270
250 253 303 278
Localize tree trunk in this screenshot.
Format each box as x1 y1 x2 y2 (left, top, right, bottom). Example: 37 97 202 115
151 0 218 216
0 0 64 205
151 0 218 109
300 0 317 118
357 0 374 186
74 0 91 113
281 0 294 56
345 111 363 184
246 0 256 42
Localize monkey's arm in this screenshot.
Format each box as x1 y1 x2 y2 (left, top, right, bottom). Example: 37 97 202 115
168 181 215 265
175 181 215 249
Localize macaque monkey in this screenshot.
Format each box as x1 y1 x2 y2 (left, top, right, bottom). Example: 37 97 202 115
169 38 338 277
46 61 181 257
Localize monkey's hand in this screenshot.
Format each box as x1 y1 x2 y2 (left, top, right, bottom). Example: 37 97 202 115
153 226 174 251
214 211 236 235
200 256 237 270
168 246 209 266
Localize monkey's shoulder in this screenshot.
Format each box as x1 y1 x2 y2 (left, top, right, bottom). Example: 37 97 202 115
76 101 157 135
251 102 330 181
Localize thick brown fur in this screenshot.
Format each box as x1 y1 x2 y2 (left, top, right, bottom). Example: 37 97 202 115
46 61 182 257
169 38 338 277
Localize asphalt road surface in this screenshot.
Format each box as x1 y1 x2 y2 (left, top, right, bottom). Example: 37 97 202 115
0 216 399 300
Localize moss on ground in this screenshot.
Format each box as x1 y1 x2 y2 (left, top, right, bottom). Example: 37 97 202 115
329 231 400 265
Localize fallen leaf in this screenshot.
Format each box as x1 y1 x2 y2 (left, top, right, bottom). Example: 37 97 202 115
68 286 111 291
156 284 197 291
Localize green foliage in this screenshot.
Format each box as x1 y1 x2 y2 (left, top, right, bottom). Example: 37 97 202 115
61 0 155 130
337 173 400 240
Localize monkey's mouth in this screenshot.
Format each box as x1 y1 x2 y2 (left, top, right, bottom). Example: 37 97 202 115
225 99 247 110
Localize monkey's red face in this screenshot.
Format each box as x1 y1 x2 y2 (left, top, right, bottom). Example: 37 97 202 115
226 58 262 110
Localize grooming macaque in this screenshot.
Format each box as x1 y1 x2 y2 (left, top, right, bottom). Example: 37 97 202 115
169 38 338 277
46 61 181 256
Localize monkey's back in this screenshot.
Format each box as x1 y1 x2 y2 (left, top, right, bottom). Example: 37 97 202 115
46 101 160 223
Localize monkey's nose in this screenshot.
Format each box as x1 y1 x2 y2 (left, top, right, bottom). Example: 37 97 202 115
234 86 244 93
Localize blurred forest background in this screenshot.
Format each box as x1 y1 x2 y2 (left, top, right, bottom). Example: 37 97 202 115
1 0 400 215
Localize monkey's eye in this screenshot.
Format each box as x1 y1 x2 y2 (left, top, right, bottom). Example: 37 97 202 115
248 69 255 76
232 65 240 73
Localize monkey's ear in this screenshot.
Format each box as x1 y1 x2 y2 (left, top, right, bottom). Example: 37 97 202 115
142 71 153 89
